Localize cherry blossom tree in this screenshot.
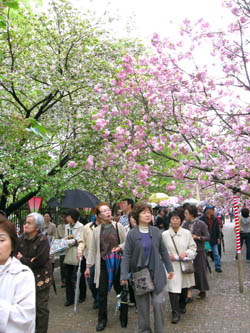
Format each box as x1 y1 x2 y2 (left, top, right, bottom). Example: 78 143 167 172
91 0 250 208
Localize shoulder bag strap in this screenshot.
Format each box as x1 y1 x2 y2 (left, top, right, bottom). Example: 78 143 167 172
116 222 121 244
171 235 180 256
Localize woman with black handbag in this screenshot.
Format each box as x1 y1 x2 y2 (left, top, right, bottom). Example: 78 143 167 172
121 202 174 333
162 210 197 324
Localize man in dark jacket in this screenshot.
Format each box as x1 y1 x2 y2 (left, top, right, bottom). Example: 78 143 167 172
200 206 222 272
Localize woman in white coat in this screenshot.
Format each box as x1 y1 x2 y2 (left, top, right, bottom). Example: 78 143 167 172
162 209 197 324
0 217 35 333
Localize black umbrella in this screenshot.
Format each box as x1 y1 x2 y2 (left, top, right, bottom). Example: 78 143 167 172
120 284 129 328
48 189 100 208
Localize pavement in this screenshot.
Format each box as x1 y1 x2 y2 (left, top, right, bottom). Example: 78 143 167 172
48 220 250 333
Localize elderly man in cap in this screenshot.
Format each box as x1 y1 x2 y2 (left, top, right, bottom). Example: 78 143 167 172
200 205 222 272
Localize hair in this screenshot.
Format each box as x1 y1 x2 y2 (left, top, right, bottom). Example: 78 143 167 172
185 205 198 218
241 208 249 218
95 202 111 217
64 209 80 222
131 202 153 225
169 209 184 223
158 208 166 215
27 213 45 230
122 198 134 209
0 219 17 256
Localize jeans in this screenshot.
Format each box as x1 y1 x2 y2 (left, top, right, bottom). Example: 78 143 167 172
212 244 221 269
87 265 99 301
240 232 250 260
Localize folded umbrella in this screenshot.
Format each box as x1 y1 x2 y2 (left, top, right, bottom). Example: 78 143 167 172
120 284 129 328
74 259 82 313
105 252 121 292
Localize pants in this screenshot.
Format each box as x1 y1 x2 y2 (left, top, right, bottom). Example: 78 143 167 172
135 289 166 333
59 255 66 283
79 257 87 300
98 259 121 323
87 265 99 301
169 288 187 316
240 232 250 260
36 288 50 333
211 244 221 269
65 264 76 302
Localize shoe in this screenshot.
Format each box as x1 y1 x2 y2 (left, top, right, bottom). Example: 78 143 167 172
171 313 180 324
64 300 74 306
180 307 186 314
197 292 206 298
79 297 86 303
186 297 193 304
96 321 106 331
93 300 99 309
215 268 222 273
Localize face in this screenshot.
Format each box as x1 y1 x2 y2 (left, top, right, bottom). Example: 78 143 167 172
205 209 214 219
184 210 193 222
24 216 37 235
44 213 51 224
138 208 152 225
66 215 75 224
170 215 182 230
121 201 130 214
0 229 12 265
160 210 165 217
129 216 137 228
98 205 112 223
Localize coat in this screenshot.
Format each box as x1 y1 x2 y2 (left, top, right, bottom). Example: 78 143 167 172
16 232 52 291
120 225 173 294
0 257 35 333
78 221 97 259
200 215 220 246
87 221 126 288
162 227 197 293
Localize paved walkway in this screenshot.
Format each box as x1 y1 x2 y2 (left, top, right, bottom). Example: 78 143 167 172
48 221 250 332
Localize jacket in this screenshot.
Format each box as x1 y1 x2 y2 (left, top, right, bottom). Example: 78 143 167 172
162 226 197 293
120 225 173 294
16 232 52 291
0 257 35 333
78 221 97 259
64 221 83 266
87 221 126 288
200 215 220 246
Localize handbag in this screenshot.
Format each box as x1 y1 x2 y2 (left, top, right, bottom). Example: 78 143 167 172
180 260 195 274
171 235 195 274
132 267 155 296
50 238 68 255
64 245 78 266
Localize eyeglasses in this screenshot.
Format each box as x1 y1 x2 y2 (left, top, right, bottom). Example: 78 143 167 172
100 209 111 214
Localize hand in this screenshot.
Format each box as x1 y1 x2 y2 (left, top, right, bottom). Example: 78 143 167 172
192 235 200 240
169 253 176 261
84 268 90 278
16 252 23 260
217 239 221 245
120 280 128 285
168 272 174 280
179 252 187 260
30 257 35 262
112 246 120 252
77 253 82 261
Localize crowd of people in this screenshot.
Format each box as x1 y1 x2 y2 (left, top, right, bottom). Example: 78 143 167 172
0 199 250 333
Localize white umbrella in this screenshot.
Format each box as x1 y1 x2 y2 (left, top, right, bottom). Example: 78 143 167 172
183 198 199 205
148 193 169 203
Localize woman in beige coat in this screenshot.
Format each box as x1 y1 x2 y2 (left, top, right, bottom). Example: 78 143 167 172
162 210 197 324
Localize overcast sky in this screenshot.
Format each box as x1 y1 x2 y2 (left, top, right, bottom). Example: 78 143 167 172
43 0 232 40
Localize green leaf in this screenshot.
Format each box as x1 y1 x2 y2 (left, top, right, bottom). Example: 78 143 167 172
5 1 19 9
